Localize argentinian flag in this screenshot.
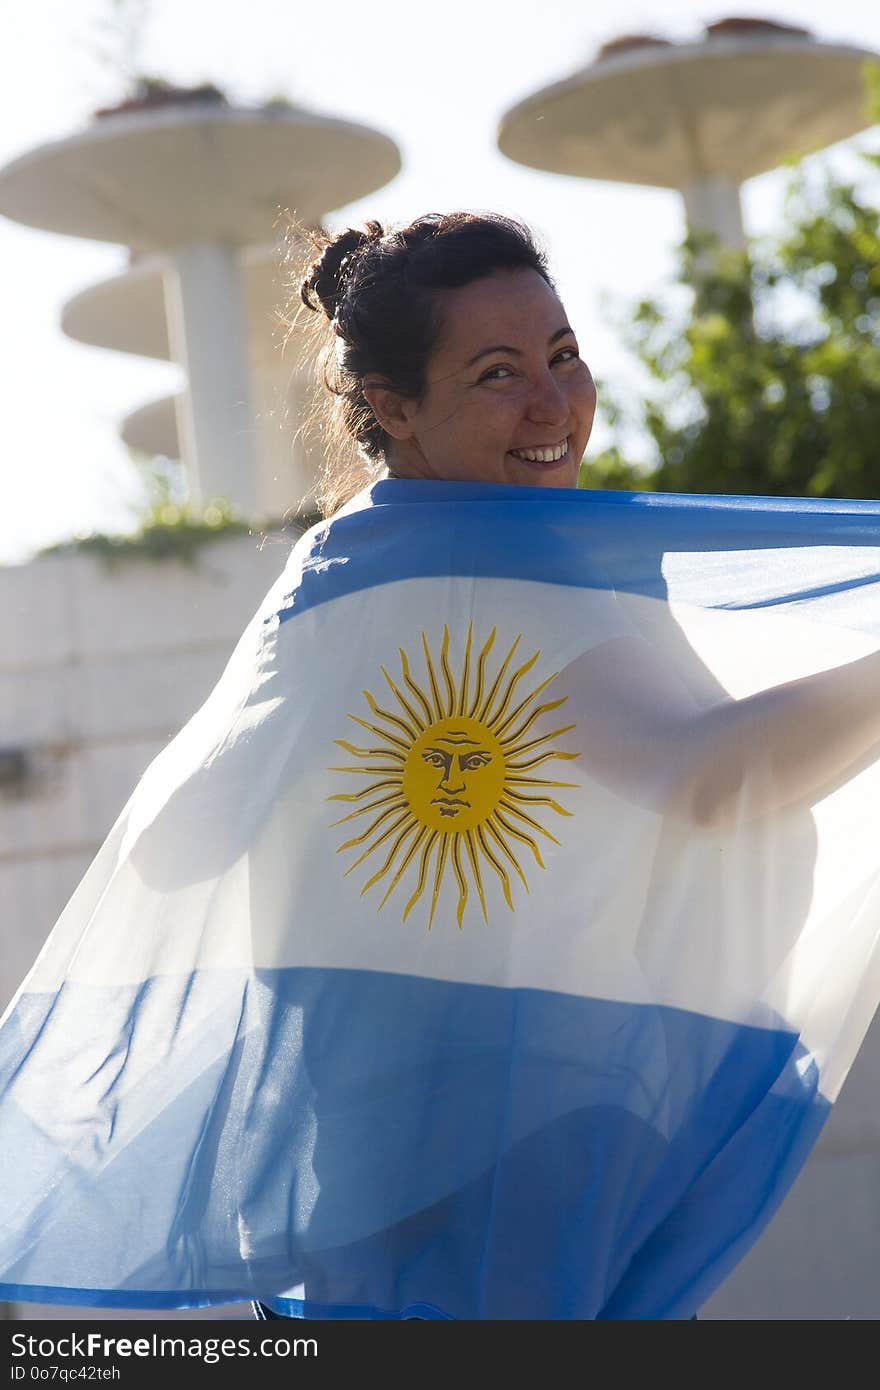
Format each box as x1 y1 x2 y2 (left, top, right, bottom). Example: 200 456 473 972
3 477 880 1319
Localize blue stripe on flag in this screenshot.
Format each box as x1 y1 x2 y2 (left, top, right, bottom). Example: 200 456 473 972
274 481 880 627
0 968 827 1319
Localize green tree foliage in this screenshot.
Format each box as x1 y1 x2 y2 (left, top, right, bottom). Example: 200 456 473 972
582 65 880 498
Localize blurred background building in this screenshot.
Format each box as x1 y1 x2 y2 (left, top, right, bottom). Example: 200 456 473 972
499 17 876 250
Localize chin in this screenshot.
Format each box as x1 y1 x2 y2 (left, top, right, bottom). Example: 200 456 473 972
498 449 581 489
504 462 579 489
539 469 579 489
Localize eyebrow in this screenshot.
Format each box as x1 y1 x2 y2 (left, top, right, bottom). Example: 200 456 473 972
465 325 575 368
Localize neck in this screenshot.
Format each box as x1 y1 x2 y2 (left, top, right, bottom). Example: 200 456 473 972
382 441 437 481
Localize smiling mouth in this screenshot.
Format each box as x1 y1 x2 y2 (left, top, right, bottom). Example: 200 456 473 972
508 436 570 464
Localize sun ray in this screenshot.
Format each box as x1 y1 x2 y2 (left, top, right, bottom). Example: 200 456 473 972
421 631 445 721
504 724 577 758
492 808 547 869
463 829 489 924
347 714 411 750
505 750 580 772
450 835 469 928
328 789 409 827
484 651 542 728
328 777 404 803
329 765 405 777
475 825 515 911
468 627 496 719
399 647 435 725
333 739 405 762
496 699 569 746
456 621 473 717
403 832 440 922
481 647 542 728
497 797 563 845
337 806 411 856
505 789 575 817
361 688 419 742
491 671 560 739
506 776 580 789
428 834 450 931
375 824 431 909
357 819 425 897
381 664 427 732
439 627 456 716
477 634 521 723
484 816 530 891
337 811 417 872
339 808 416 876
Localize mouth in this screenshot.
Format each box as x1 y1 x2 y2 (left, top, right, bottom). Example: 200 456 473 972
507 436 570 469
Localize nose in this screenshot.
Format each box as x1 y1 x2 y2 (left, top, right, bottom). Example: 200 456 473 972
439 770 465 794
526 368 570 427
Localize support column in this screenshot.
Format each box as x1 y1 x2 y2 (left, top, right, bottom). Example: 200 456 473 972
163 242 257 515
681 174 747 251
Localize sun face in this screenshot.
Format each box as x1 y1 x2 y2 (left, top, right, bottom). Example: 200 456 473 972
403 716 507 834
326 622 580 930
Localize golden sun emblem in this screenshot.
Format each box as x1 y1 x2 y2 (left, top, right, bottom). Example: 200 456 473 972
326 623 579 929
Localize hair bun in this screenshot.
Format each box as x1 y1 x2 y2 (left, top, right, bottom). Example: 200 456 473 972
302 221 384 320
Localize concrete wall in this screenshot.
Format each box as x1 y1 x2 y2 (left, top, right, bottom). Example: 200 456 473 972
2 538 879 1320
1 535 292 1010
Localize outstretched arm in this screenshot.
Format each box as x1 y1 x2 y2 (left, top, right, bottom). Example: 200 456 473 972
556 634 880 829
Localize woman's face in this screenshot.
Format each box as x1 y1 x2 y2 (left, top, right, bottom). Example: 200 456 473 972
368 268 597 489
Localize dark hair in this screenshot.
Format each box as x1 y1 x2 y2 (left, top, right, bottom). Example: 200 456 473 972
279 211 555 518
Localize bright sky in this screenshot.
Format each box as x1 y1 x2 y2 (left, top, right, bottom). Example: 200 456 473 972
1 0 878 565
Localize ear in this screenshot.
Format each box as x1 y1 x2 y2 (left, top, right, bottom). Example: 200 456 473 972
362 376 420 441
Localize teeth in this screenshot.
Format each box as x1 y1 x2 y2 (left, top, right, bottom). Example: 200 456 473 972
510 438 569 462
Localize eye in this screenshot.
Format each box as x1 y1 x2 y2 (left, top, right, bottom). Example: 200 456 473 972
478 348 580 383
461 754 491 771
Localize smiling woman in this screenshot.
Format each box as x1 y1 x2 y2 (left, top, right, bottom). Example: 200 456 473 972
369 270 595 489
287 212 597 510
7 212 880 1324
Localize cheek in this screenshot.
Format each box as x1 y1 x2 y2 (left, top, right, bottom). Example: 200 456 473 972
580 369 598 412
474 392 530 440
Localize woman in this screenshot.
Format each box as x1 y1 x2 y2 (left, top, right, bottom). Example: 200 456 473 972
3 212 880 1321
293 212 880 828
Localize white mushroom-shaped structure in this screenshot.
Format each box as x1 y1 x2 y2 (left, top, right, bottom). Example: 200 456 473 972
498 18 878 250
0 86 401 517
120 395 180 462
62 244 317 518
